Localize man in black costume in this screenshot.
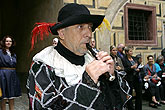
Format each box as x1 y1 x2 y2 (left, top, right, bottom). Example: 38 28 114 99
27 3 130 110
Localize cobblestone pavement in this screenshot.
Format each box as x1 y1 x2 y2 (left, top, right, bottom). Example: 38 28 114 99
6 93 29 110
4 93 165 110
142 100 165 110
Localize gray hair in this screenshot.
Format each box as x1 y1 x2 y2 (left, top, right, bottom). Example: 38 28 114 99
156 55 164 63
117 43 124 48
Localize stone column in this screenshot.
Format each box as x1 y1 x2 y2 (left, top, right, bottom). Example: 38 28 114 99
98 0 128 53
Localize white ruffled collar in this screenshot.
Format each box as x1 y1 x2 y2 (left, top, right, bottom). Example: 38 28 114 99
33 46 94 86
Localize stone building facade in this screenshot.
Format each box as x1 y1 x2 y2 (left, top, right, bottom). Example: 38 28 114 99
0 0 165 91
64 0 165 64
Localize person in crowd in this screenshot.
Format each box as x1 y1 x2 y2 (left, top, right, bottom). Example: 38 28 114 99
0 35 21 110
135 54 144 79
123 46 142 110
26 3 130 110
134 54 143 110
90 38 96 48
143 55 162 108
117 43 125 63
89 38 98 52
87 38 99 58
110 45 124 71
52 38 58 46
161 48 165 62
154 55 165 104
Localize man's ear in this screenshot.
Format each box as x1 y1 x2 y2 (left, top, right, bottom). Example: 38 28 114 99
57 28 65 40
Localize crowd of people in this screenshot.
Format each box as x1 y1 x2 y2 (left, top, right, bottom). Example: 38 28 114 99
109 44 165 109
0 3 165 110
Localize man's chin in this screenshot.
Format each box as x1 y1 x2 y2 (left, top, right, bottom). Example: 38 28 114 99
78 49 88 56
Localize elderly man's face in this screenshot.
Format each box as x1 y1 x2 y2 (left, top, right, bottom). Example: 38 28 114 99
118 44 125 52
58 23 92 56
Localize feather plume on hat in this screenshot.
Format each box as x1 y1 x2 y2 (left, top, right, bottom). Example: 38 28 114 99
30 22 56 51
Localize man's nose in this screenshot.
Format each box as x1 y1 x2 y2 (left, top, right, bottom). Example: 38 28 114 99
85 28 92 38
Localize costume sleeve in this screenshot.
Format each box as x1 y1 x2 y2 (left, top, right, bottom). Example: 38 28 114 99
27 61 105 110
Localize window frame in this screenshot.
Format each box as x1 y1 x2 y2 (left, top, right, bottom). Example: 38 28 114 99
124 3 157 46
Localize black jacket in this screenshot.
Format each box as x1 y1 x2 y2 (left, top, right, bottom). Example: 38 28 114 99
123 56 137 81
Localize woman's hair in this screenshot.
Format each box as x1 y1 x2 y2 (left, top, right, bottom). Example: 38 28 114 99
0 35 16 55
156 55 164 63
124 46 133 54
136 54 142 60
110 45 116 51
147 55 153 60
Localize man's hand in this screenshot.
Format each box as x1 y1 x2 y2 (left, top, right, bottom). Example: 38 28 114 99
86 51 114 83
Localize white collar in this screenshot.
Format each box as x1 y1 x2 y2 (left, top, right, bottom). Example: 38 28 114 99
33 46 94 86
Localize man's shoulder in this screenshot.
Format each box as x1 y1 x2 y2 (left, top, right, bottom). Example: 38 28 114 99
37 46 55 54
33 46 56 60
32 46 58 67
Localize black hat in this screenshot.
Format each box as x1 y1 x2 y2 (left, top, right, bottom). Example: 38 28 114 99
30 3 104 51
50 3 104 35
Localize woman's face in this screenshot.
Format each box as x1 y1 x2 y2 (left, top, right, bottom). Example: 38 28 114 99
5 37 12 49
148 57 154 65
139 57 142 63
111 47 117 56
126 49 133 56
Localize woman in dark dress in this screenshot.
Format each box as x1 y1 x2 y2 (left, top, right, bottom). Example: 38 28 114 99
0 35 21 110
123 46 142 110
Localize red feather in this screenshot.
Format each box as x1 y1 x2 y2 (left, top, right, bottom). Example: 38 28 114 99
30 22 56 52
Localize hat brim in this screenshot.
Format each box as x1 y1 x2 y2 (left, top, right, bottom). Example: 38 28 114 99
50 14 104 35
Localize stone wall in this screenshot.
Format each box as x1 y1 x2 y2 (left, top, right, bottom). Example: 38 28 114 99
64 0 165 64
